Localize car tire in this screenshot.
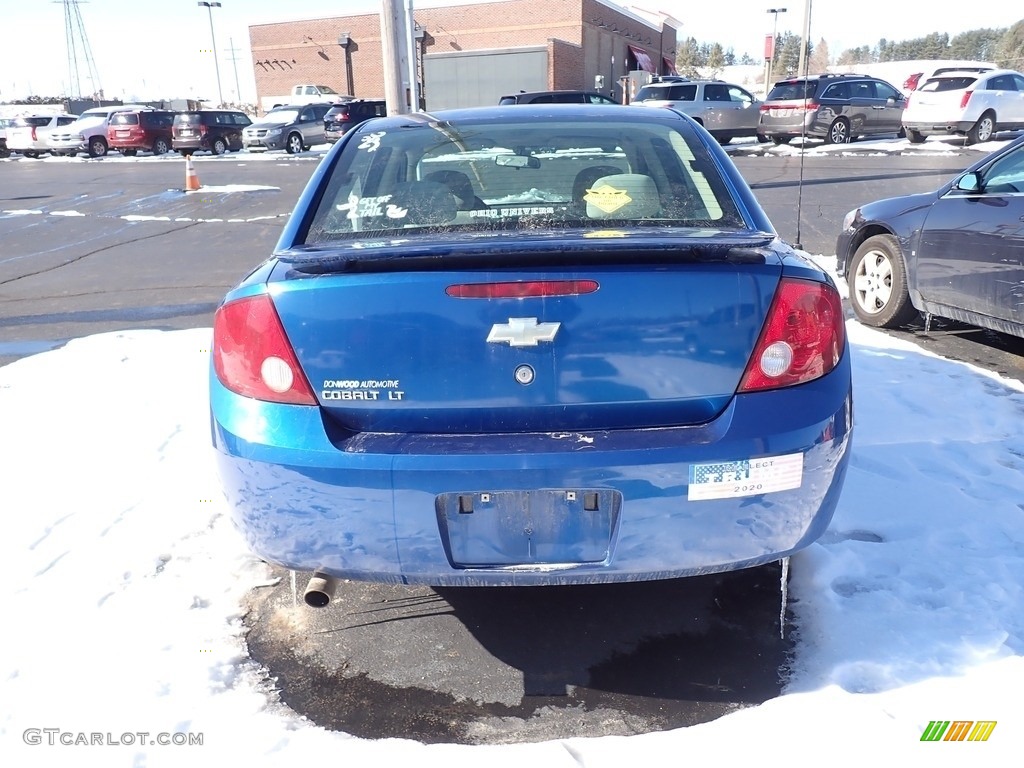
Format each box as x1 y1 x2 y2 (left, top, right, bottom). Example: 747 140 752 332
286 133 304 154
966 111 996 145
211 138 227 155
88 137 108 157
771 136 791 145
849 234 919 328
825 118 850 144
121 148 138 157
24 150 38 158
715 135 732 146
906 129 926 144
153 138 170 155
756 133 770 144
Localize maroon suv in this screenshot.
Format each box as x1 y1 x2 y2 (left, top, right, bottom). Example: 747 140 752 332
107 110 176 155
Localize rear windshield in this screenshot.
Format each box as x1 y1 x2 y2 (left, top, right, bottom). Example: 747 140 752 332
766 80 818 100
111 113 140 125
305 116 745 243
919 76 978 92
635 84 698 101
13 116 53 127
173 114 202 126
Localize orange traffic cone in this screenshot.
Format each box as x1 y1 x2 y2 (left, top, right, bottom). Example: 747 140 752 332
184 155 201 192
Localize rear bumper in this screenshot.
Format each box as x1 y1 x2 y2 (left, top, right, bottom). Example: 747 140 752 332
211 352 853 585
902 120 973 136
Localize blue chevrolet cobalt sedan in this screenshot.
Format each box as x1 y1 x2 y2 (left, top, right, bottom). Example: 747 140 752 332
210 105 852 598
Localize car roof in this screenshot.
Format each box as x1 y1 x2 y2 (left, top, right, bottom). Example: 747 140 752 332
642 79 731 86
366 104 692 128
500 90 609 98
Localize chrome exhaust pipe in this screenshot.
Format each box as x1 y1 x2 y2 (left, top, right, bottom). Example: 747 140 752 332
303 571 339 608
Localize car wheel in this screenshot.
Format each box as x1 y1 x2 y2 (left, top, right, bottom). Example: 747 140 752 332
211 138 227 155
88 137 107 157
121 148 138 157
906 129 926 144
756 133 770 144
24 150 38 158
286 133 304 154
715 135 732 146
849 234 919 328
966 111 996 145
771 136 791 145
825 118 850 144
153 138 170 155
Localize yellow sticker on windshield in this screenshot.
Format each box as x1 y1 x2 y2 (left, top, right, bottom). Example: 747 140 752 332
584 184 632 214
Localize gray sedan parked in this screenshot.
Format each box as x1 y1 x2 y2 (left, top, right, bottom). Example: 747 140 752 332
243 103 332 153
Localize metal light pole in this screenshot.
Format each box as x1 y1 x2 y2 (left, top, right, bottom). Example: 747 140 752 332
228 36 242 104
765 8 786 89
198 1 224 107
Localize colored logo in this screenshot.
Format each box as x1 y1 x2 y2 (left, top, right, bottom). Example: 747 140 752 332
584 184 632 214
921 721 997 742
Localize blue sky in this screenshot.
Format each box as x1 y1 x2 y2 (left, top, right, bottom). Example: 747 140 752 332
1 1 1018 102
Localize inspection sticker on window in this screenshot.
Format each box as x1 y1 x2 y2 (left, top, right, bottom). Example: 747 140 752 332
688 453 803 501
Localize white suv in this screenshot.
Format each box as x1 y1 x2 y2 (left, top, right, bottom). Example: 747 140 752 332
631 76 765 145
47 105 153 157
902 69 1024 145
5 114 79 158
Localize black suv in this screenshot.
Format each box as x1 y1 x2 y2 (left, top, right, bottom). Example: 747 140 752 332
758 73 906 144
498 91 619 105
172 110 252 155
324 100 387 143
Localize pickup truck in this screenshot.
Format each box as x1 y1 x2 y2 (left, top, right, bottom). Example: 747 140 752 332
260 84 350 114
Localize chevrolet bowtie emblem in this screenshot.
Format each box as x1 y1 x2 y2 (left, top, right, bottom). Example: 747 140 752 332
487 317 561 347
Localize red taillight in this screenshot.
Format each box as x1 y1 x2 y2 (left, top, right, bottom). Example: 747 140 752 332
446 280 599 299
759 104 772 113
30 127 38 141
199 123 208 135
960 90 973 109
801 102 819 112
738 278 845 392
212 295 317 405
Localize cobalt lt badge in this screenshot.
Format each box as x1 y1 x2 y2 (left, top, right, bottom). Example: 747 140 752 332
486 317 560 347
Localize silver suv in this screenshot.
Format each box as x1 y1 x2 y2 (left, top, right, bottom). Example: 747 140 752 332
243 103 332 154
758 74 906 144
631 76 764 144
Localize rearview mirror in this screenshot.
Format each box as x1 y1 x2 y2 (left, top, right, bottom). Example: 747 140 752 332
495 154 540 169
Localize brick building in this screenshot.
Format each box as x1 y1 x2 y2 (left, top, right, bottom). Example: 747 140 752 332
249 0 679 112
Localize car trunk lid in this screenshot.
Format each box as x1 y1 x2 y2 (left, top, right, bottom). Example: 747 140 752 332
270 237 783 433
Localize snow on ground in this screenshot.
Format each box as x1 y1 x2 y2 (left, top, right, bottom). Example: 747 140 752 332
2 259 1023 766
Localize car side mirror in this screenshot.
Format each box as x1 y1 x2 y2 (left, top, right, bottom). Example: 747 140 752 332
955 172 981 193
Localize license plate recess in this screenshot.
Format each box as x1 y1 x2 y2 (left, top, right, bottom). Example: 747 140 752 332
436 489 620 567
